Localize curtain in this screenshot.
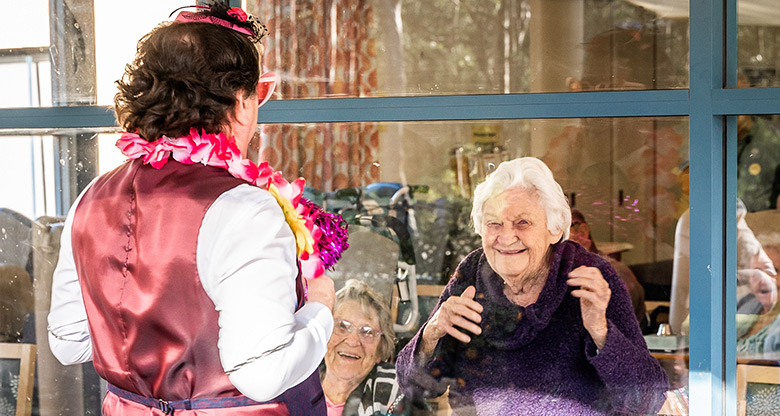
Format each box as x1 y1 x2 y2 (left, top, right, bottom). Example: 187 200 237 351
252 0 379 191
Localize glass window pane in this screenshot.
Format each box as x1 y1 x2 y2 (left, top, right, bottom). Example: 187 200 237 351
734 114 780 416
0 129 122 221
0 1 200 109
0 136 53 218
257 117 688 413
247 0 688 98
738 1 780 88
0 0 51 108
0 0 49 49
0 0 691 109
0 128 116 416
94 1 194 105
2 115 687 414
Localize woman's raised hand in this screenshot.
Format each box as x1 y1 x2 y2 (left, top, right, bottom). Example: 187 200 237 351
567 266 611 349
420 286 483 356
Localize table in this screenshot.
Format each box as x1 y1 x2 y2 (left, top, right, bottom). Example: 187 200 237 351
650 351 780 365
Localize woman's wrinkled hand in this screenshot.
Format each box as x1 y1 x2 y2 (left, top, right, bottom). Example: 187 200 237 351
420 286 483 356
567 266 611 349
305 274 335 312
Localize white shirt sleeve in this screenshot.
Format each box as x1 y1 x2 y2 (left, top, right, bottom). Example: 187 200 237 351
47 181 95 365
198 184 333 402
47 181 334 402
669 209 690 336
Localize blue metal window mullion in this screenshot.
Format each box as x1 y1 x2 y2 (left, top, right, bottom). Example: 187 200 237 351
723 0 739 414
724 116 738 416
0 90 692 130
256 90 690 123
688 0 726 415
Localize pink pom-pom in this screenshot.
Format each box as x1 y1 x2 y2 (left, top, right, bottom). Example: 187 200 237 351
300 198 349 270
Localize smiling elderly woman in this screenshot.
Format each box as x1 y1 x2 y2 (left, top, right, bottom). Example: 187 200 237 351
395 157 669 415
321 279 408 416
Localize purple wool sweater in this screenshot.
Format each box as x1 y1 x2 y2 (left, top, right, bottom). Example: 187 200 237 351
396 241 668 415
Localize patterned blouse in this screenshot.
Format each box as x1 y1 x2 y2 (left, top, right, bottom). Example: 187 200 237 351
328 362 409 416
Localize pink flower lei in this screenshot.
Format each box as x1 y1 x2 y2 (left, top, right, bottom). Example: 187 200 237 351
116 128 348 279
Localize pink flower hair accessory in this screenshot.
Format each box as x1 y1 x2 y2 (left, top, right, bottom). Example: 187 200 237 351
226 7 248 22
170 4 268 43
116 129 348 279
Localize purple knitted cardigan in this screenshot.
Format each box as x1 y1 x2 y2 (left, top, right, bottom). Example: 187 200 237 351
395 241 668 415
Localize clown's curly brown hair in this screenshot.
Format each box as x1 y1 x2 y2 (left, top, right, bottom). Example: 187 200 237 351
114 4 260 141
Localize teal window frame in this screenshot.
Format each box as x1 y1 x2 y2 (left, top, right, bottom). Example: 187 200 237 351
0 0 776 414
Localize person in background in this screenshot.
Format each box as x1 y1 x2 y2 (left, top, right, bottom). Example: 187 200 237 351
671 197 777 335
47 4 335 415
320 279 408 416
569 208 648 331
736 198 778 314
681 202 780 353
395 157 668 415
736 74 780 212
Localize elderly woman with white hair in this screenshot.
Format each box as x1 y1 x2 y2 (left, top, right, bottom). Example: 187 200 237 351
321 279 409 416
395 157 668 415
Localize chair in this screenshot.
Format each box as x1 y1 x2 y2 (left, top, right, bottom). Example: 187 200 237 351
391 284 446 334
646 301 671 335
0 343 36 416
0 265 34 343
736 364 780 416
0 208 33 274
32 217 90 415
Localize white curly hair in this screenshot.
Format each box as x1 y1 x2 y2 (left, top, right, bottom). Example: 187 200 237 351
470 157 571 241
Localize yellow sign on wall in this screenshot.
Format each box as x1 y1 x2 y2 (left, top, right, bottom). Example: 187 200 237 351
471 124 501 145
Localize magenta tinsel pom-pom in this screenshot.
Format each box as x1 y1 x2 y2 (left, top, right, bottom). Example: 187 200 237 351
300 198 349 269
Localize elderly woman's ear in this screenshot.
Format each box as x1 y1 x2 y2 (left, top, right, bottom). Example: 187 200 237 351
549 229 564 245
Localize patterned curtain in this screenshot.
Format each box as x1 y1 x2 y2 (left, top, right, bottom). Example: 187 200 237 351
251 0 379 191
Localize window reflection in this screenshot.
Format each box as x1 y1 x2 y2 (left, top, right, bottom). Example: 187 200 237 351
0 136 57 219
1 116 689 413
1 0 694 107
738 115 780 211
735 114 780 343
8 1 780 106
255 117 689 412
738 1 780 89
737 115 780 342
248 0 688 98
630 0 780 89
571 26 683 93
733 113 780 414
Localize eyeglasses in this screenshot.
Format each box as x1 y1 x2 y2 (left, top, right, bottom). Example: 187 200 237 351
334 319 383 344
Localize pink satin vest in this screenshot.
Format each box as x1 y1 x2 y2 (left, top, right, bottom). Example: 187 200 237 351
71 159 323 415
